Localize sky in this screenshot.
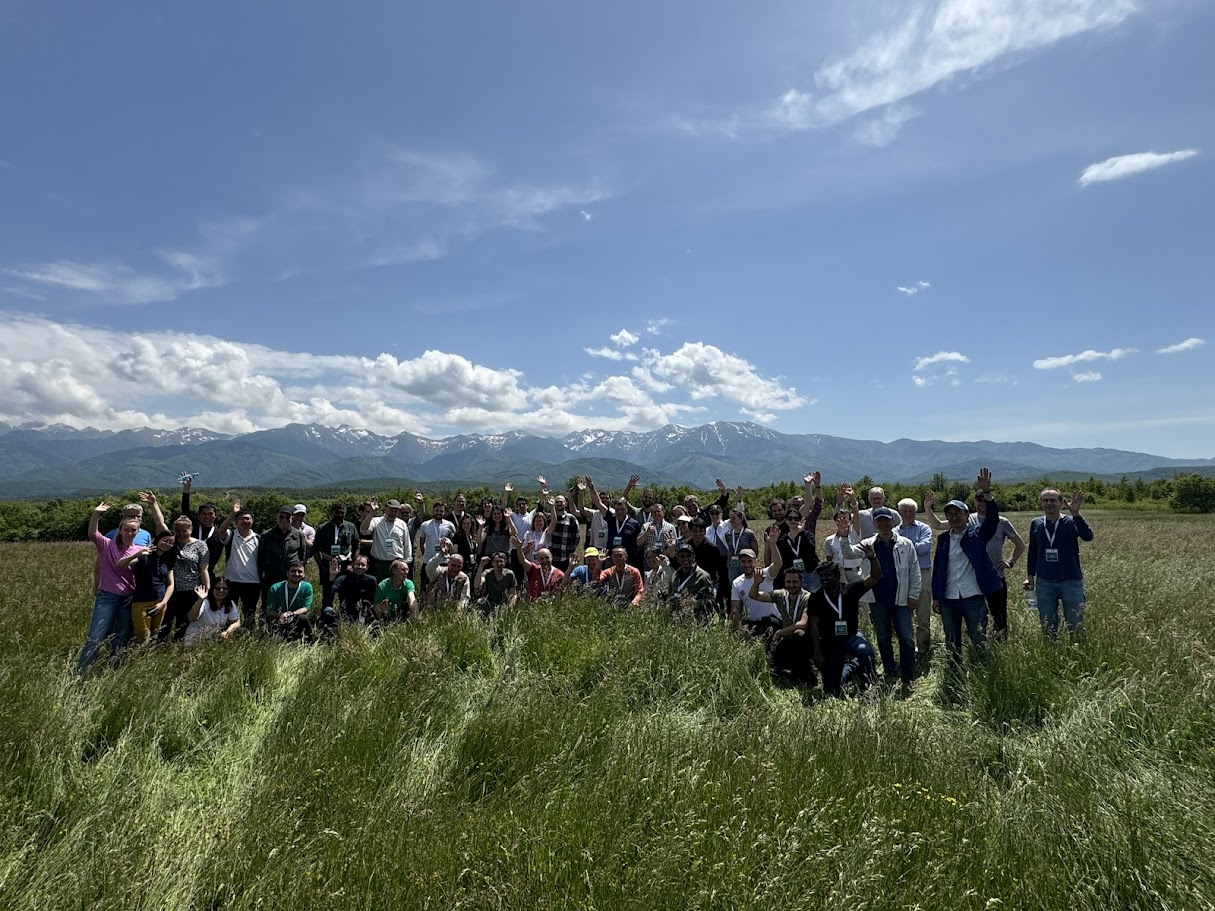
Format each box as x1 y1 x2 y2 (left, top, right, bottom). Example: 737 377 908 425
1 0 1212 457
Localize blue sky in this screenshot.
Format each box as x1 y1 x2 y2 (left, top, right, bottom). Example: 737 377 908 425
1 0 1211 457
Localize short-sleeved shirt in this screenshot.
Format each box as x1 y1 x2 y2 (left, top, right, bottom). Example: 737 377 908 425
731 568 776 622
482 570 518 607
375 578 416 619
184 598 240 645
984 516 1019 579
132 551 174 602
568 564 600 587
523 562 565 599
419 519 456 562
172 539 212 591
107 527 152 547
91 531 140 596
807 581 868 646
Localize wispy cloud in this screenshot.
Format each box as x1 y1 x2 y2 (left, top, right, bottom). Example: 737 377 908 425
1033 347 1136 370
975 373 1017 385
914 350 968 371
1078 149 1199 186
853 104 919 147
1072 371 1102 382
609 329 640 347
645 318 672 336
3 251 223 305
580 210 593 221
725 0 1135 137
584 346 638 362
897 280 932 296
1156 337 1205 355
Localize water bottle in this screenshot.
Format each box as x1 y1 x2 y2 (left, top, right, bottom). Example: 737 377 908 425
1025 590 1038 612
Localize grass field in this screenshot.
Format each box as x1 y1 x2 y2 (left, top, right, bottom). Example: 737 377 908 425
2 510 1214 910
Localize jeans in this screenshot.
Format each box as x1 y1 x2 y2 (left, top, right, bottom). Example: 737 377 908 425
870 601 916 683
76 590 133 673
822 633 876 695
1035 577 1086 640
939 594 988 665
914 567 932 654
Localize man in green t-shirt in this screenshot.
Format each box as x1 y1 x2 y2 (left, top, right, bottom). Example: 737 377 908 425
372 559 417 621
474 551 518 614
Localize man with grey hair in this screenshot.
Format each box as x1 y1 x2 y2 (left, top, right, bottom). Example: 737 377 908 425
852 486 888 539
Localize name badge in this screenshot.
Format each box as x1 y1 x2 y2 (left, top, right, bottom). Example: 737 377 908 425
792 558 805 572
1044 548 1059 563
729 556 740 577
613 536 623 547
330 545 341 556
834 620 848 637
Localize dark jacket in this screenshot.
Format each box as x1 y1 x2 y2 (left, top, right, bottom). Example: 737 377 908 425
931 499 1003 600
257 525 307 585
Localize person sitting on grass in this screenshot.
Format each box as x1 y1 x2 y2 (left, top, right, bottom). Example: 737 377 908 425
116 529 176 644
262 561 313 641
323 554 379 631
746 564 823 687
184 580 241 646
803 551 881 697
512 529 565 600
372 559 418 622
729 532 784 637
597 546 644 607
473 551 518 614
642 548 673 604
77 502 141 674
667 543 717 620
566 547 605 594
424 540 471 611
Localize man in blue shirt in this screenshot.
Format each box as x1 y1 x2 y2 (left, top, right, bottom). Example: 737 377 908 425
1024 488 1093 641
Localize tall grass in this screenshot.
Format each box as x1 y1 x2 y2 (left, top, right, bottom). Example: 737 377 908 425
1 511 1213 909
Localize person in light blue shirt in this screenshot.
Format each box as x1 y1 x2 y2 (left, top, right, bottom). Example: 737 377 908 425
896 498 934 660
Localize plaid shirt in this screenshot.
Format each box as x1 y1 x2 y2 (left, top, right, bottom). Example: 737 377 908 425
548 512 581 562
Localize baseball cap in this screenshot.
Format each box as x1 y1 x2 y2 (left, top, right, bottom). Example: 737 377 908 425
676 542 694 553
737 548 757 559
277 506 293 516
584 547 600 558
292 504 308 515
944 499 969 513
871 506 896 522
385 499 403 509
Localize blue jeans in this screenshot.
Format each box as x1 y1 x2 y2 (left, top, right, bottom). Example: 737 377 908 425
76 590 133 674
1035 577 1086 640
821 633 876 694
869 601 916 683
939 594 987 665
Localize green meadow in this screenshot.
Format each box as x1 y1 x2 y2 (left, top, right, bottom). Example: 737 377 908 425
1 511 1213 910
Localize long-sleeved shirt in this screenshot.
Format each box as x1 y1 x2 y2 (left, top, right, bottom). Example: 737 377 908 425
1026 514 1092 581
896 520 934 570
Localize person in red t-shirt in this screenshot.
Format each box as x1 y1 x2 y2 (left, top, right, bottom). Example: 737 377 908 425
512 529 565 599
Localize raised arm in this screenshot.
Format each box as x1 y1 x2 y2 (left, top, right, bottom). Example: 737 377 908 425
921 489 950 532
359 498 379 535
1069 490 1093 540
859 542 881 591
139 490 169 535
584 476 610 516
188 584 208 622
800 471 823 519
88 501 110 538
116 545 153 569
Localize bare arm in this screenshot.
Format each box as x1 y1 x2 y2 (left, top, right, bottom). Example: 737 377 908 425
921 490 950 532
140 491 169 535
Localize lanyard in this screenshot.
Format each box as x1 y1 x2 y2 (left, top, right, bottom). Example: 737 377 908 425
614 571 626 593
829 590 844 618
541 567 553 589
783 591 806 623
728 530 740 554
1043 518 1059 547
789 535 802 558
445 575 456 596
286 584 301 610
675 571 693 594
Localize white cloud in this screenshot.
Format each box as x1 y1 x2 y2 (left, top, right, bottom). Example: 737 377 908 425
584 346 638 362
1033 347 1136 370
0 313 800 436
610 328 640 347
1156 337 1205 355
975 373 1017 385
646 342 807 421
1072 371 1102 382
580 210 593 221
778 0 1134 132
1078 149 1199 187
914 350 968 371
897 280 932 296
644 318 672 336
3 252 222 305
854 104 919 147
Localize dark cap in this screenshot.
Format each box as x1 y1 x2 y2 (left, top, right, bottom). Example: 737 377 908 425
871 506 897 522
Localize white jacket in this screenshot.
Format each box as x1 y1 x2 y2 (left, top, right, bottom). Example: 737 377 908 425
859 534 922 606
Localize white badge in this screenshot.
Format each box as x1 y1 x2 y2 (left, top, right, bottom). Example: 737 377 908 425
834 619 848 637
1045 548 1059 563
792 558 805 572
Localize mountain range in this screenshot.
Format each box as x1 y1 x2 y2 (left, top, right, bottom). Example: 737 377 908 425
0 419 1211 498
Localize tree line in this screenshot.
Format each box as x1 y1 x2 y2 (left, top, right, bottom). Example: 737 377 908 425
3 471 1212 543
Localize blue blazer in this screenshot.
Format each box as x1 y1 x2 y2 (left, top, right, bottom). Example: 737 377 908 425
931 500 1003 599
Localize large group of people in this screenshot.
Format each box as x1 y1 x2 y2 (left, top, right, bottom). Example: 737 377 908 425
77 469 1094 695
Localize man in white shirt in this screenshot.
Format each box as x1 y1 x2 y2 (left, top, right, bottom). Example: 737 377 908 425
217 502 261 624
416 501 456 591
729 547 781 634
291 505 316 560
360 498 412 584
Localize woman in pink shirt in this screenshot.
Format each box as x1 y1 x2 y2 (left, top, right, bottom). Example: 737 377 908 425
77 502 141 674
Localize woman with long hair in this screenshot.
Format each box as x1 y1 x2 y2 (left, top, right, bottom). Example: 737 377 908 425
158 516 211 642
478 505 512 563
455 513 482 567
522 509 550 560
77 502 141 673
184 579 241 645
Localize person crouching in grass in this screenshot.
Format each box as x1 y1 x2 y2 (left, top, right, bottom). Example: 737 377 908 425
263 561 314 641
372 559 418 622
116 530 176 643
77 502 141 674
184 580 241 646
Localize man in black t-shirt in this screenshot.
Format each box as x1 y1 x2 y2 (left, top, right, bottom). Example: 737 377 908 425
803 551 881 696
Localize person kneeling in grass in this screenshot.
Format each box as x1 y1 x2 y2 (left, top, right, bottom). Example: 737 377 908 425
473 551 519 614
805 554 880 696
373 559 418 622
184 580 241 646
262 561 314 641
749 559 849 688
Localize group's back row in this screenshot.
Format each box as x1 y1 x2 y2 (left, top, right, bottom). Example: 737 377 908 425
78 470 1093 693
